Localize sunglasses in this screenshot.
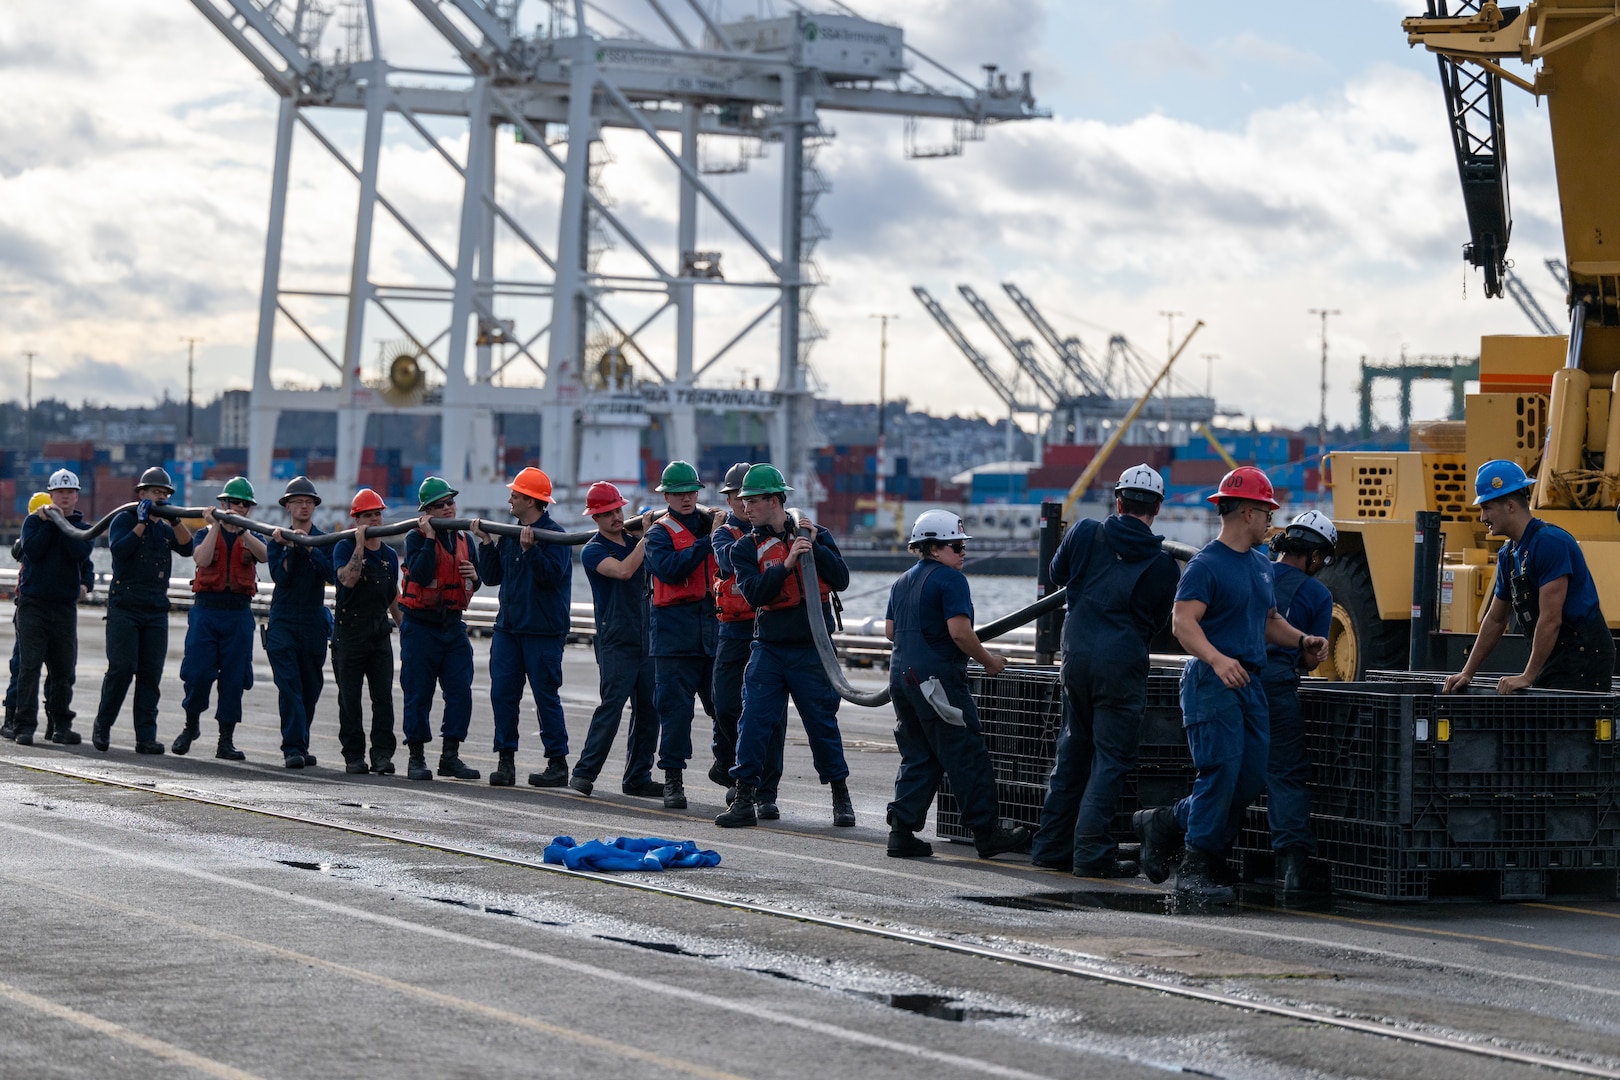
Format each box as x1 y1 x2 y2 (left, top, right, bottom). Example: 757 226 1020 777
1246 507 1274 523
425 499 454 511
223 499 251 509
947 541 966 554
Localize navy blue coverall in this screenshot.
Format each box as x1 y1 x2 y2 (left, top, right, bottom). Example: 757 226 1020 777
573 532 658 788
477 513 571 757
644 510 718 772
95 508 193 745
180 527 262 728
1261 562 1332 855
267 528 335 758
400 530 477 746
729 521 851 788
712 513 785 801
13 509 95 738
884 558 1001 836
331 537 399 769
1031 514 1179 871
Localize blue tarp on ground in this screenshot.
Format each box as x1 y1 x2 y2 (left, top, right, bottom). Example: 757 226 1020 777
543 835 722 872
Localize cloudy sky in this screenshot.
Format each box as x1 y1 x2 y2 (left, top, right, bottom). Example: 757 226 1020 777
0 0 1564 432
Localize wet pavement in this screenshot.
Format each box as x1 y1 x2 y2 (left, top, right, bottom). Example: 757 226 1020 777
0 610 1617 1078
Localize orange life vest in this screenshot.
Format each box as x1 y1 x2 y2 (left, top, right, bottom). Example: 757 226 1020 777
712 522 755 623
190 530 259 596
400 533 473 613
754 532 833 613
651 516 717 608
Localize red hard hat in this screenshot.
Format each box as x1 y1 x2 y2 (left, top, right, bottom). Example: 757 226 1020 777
584 481 628 517
350 488 386 516
508 466 555 504
1206 466 1279 509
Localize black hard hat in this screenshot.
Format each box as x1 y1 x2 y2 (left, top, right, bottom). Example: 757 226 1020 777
279 475 322 507
136 466 175 494
720 461 753 495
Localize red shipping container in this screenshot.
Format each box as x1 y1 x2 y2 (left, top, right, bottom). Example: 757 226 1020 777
42 440 95 460
1170 459 1237 486
1042 443 1096 467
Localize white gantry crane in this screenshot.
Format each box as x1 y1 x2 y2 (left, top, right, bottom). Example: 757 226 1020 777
191 0 1047 509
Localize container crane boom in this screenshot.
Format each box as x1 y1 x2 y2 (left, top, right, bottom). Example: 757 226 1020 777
956 285 1067 404
1000 282 1111 396
911 286 1037 410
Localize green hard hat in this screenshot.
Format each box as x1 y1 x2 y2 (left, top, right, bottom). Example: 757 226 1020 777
656 460 703 494
737 463 791 498
418 475 459 510
218 476 257 506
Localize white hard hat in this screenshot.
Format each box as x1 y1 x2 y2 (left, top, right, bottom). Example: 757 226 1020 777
909 508 971 545
1287 509 1338 547
1114 463 1165 499
47 468 80 492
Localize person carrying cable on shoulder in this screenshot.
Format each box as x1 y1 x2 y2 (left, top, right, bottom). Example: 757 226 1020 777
10 470 95 747
1261 510 1336 894
643 460 721 810
399 477 481 782
471 467 572 789
178 477 269 762
715 464 855 829
267 476 336 769
883 509 1030 860
571 481 663 799
1030 464 1180 878
331 489 401 775
93 468 193 755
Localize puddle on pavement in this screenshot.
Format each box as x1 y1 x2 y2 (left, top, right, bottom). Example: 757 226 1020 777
748 968 805 983
594 935 721 959
960 886 1336 916
337 802 383 810
420 895 568 925
854 991 1023 1023
277 860 358 872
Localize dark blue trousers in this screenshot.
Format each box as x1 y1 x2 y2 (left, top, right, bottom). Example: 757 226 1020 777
1031 652 1145 868
732 641 847 787
574 643 657 787
267 620 327 755
95 605 169 743
654 653 713 771
712 633 785 800
180 606 255 725
13 599 77 735
399 616 473 745
886 667 997 834
1262 677 1316 854
1173 660 1270 855
490 630 567 756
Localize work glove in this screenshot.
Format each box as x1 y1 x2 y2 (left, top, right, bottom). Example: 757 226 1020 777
136 500 152 523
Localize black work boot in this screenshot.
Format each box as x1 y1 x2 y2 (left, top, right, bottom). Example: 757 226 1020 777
48 719 81 745
406 742 433 781
887 829 934 858
663 768 687 809
13 725 35 746
974 824 1031 859
437 737 479 780
1075 855 1140 879
715 783 758 828
708 759 732 789
621 777 664 798
91 717 111 752
283 752 306 769
568 774 594 796
1277 848 1312 894
490 750 516 787
1175 847 1236 905
1132 806 1183 884
43 717 56 742
757 796 779 821
344 759 370 775
171 713 201 756
215 723 245 761
371 754 395 776
830 779 856 827
1 707 15 741
527 756 567 788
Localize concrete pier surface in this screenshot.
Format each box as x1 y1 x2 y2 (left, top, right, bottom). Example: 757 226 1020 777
0 611 1618 1079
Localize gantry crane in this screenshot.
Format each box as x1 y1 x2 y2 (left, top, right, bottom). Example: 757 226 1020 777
956 285 1068 403
1000 282 1111 397
912 286 1041 416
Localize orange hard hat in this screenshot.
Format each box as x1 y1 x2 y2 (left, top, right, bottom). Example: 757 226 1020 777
350 488 386 516
508 466 554 504
583 481 628 517
1206 466 1279 509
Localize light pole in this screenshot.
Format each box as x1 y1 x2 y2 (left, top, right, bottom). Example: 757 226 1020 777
1200 352 1220 399
21 350 37 453
869 313 899 533
1159 310 1183 444
180 337 203 504
1309 308 1340 504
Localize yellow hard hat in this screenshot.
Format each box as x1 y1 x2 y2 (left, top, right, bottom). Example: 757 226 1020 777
27 491 50 514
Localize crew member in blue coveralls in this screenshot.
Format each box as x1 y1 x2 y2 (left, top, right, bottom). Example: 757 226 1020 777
570 481 664 799
331 488 401 774
266 476 335 769
882 508 1030 859
710 462 786 817
400 476 481 782
472 466 571 789
716 464 856 829
179 477 269 762
1261 510 1336 893
2 492 75 743
643 460 721 810
1031 464 1181 877
1135 467 1327 905
1444 459 1614 694
94 468 193 755
10 470 96 746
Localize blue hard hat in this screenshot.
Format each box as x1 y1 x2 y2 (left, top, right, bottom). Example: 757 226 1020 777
1473 459 1535 505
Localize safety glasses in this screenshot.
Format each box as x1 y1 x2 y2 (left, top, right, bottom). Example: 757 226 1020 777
223 499 251 509
947 541 966 554
425 498 454 512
